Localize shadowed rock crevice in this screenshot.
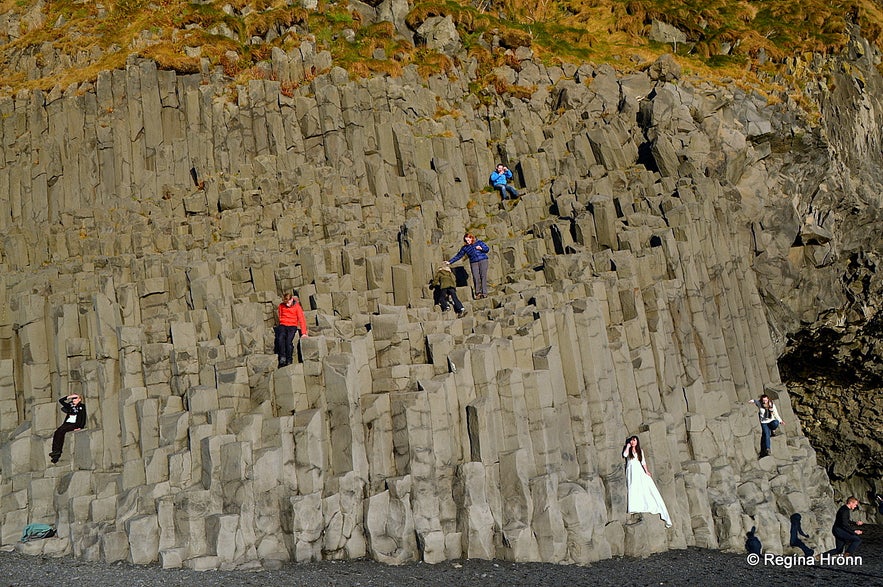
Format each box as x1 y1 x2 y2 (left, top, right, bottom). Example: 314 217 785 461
780 323 883 489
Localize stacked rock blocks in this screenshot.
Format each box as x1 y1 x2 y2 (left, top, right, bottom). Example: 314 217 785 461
0 47 834 567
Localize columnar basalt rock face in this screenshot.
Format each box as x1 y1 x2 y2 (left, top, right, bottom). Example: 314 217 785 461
0 47 839 568
751 28 883 498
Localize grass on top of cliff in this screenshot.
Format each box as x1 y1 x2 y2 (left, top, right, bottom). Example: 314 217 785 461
0 0 881 95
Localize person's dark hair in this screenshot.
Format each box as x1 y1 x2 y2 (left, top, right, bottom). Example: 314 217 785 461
624 435 643 462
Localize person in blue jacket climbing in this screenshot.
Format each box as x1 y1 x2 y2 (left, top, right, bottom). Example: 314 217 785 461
446 233 491 299
490 163 519 200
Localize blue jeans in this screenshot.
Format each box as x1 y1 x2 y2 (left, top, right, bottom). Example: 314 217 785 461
495 184 519 200
760 420 779 451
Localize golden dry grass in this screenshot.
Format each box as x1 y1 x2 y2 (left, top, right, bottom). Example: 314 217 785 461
0 0 880 96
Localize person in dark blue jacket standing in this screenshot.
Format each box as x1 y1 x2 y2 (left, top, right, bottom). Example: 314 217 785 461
50 394 87 464
489 164 519 200
446 233 491 298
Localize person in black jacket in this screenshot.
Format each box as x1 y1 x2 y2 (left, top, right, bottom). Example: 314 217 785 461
824 497 863 556
49 394 87 464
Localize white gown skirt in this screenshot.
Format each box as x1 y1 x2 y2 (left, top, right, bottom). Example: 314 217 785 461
625 457 672 527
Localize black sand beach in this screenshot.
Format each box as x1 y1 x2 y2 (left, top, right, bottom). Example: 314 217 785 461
1 525 879 587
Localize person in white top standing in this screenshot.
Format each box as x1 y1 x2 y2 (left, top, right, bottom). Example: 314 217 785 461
747 394 784 458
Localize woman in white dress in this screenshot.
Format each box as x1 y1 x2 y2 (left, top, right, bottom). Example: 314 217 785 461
622 435 672 528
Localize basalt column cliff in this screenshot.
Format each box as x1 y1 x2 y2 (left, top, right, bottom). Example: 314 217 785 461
0 44 846 567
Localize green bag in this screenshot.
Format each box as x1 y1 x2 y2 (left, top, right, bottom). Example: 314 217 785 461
21 523 56 542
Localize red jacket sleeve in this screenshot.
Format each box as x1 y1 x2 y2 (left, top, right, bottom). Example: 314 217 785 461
294 304 307 336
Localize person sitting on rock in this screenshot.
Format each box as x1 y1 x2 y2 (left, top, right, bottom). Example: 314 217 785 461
489 163 519 200
747 394 783 458
275 291 308 368
430 265 467 318
50 394 87 464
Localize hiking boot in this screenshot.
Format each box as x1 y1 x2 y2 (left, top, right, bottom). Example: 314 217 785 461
49 452 60 464
457 308 468 318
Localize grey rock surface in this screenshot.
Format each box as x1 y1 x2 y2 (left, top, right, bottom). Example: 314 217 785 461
649 20 687 46
0 30 880 569
416 16 462 54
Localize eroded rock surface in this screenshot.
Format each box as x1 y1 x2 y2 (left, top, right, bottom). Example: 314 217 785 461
1 35 880 567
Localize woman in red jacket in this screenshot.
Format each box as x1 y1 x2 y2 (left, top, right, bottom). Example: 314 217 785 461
275 291 308 367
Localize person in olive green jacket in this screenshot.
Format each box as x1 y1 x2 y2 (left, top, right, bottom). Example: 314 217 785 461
431 265 467 317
